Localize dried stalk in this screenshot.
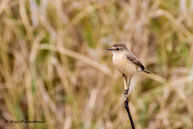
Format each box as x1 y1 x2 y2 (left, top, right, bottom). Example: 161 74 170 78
123 77 135 129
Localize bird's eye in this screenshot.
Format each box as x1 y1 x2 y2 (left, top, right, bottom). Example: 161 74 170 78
116 48 120 50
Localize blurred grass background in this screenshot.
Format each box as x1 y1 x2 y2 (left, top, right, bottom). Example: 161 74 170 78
0 0 193 129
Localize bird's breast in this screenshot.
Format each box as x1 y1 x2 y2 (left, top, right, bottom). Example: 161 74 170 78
113 54 136 77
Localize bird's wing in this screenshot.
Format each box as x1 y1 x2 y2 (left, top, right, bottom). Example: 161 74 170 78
126 53 145 70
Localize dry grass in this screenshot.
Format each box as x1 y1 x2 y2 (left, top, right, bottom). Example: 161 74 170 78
0 0 193 129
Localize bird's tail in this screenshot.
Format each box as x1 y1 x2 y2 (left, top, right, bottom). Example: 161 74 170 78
138 67 152 74
142 69 152 74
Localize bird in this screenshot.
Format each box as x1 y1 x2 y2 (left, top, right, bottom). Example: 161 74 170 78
108 43 151 95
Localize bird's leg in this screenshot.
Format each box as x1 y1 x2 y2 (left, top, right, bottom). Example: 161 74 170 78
123 77 131 96
122 74 127 91
122 74 128 95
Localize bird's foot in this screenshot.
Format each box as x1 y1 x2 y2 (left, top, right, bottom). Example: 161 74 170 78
123 88 129 95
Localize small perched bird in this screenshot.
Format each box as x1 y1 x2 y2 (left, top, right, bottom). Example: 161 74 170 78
108 44 151 95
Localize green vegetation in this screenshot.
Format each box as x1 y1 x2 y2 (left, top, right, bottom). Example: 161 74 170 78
0 0 193 129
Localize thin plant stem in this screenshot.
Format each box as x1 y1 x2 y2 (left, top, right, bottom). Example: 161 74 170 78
123 75 135 129
124 97 135 129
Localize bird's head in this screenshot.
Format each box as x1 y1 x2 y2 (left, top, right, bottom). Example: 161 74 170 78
108 44 128 53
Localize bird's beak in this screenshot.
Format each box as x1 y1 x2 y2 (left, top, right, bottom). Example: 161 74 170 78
107 48 114 51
